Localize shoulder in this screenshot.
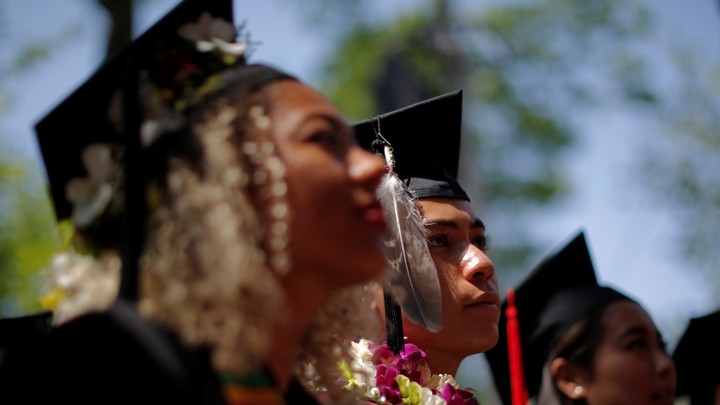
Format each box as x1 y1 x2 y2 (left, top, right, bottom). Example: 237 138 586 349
12 300 223 405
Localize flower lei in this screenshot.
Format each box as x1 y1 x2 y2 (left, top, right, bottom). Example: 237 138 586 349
339 339 479 405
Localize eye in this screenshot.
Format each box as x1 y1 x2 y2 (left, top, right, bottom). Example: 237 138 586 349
473 234 490 252
426 234 449 248
627 338 648 351
308 130 339 147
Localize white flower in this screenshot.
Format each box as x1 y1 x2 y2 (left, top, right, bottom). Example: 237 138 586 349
139 79 185 146
177 12 247 56
342 339 381 399
48 251 121 325
196 38 248 56
420 387 447 405
426 373 459 391
65 144 116 227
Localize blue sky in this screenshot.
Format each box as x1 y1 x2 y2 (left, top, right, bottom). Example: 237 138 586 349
2 0 719 394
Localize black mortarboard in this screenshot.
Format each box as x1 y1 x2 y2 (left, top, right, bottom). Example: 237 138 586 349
35 0 234 222
673 310 720 404
353 90 469 201
34 0 293 299
485 230 632 405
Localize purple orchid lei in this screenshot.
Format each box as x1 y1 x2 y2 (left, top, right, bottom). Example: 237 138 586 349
339 339 479 405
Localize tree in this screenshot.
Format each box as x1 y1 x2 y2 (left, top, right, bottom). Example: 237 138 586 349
635 44 720 301
0 150 59 316
313 0 652 282
0 2 80 317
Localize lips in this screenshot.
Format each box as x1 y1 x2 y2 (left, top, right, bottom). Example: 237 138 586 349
361 200 387 232
465 293 500 309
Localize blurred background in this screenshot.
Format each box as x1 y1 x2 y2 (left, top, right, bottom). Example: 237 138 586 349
1 0 718 402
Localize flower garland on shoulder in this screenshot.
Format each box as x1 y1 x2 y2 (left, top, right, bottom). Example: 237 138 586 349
338 339 479 405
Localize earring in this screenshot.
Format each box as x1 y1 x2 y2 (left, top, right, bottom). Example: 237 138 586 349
573 385 584 396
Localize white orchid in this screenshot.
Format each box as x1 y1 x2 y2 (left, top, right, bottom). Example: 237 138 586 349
177 12 248 56
65 144 117 227
44 251 120 325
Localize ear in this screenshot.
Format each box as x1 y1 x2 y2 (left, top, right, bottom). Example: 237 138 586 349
551 357 588 400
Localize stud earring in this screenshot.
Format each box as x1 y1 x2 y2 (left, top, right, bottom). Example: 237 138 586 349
573 385 584 396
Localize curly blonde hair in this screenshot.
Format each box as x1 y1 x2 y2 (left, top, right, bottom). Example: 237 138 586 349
47 71 382 398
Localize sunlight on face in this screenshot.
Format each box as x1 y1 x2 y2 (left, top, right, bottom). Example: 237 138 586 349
263 81 387 289
401 198 500 371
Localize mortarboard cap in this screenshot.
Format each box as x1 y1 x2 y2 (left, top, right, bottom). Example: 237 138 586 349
35 0 235 222
35 0 294 299
485 230 632 405
353 90 469 201
673 310 720 404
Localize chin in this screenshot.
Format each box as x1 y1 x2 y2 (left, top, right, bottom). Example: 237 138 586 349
467 329 500 353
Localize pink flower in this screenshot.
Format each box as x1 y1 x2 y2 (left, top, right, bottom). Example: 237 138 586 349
392 343 431 385
438 383 479 405
375 364 401 404
371 342 396 367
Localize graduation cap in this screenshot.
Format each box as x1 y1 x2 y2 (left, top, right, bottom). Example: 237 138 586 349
353 90 469 202
673 310 720 404
352 91 470 353
35 0 234 223
34 0 293 300
485 230 632 405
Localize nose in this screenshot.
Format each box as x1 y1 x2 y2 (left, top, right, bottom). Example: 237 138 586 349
348 146 385 191
655 349 676 381
461 244 495 283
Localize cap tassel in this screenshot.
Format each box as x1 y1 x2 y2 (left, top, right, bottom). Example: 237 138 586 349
506 289 528 405
384 288 405 354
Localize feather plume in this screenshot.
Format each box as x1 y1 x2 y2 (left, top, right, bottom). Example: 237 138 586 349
377 144 443 334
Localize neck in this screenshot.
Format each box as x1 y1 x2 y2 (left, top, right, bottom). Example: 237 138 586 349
424 347 464 377
266 268 331 391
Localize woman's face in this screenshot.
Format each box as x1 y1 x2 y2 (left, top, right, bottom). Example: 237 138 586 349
263 81 387 289
581 301 676 405
401 198 500 364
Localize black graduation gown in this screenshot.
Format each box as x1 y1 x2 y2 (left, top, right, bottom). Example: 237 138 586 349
0 299 224 405
0 300 322 405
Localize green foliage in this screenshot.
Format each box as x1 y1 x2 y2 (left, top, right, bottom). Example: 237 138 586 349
0 2 73 317
636 46 720 298
319 0 653 277
0 149 59 317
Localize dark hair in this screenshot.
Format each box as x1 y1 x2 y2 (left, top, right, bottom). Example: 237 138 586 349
541 299 632 404
553 305 607 373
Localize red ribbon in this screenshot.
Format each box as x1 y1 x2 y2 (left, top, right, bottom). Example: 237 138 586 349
506 289 528 405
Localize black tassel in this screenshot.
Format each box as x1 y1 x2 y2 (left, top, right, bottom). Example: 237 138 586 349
384 287 405 354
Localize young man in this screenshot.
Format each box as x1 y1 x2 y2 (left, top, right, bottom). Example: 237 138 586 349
354 90 501 377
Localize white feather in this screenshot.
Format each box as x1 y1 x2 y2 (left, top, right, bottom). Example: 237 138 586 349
377 152 443 332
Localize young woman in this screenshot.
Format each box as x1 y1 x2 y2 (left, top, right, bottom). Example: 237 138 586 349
335 91 499 404
486 232 676 405
1 1 388 404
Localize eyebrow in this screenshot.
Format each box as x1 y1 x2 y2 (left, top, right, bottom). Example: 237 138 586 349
618 326 650 340
304 113 346 131
424 218 485 230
